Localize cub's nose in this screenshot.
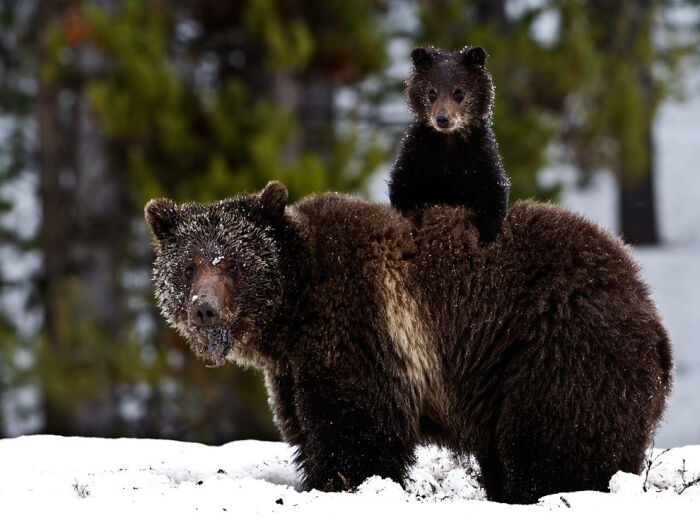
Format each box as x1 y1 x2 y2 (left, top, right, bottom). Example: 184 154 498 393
436 114 450 128
191 299 220 327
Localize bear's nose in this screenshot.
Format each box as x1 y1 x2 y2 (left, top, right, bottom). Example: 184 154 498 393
436 114 450 128
191 300 220 327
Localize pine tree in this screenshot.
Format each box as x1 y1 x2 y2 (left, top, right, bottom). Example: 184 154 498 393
0 0 392 441
556 0 697 244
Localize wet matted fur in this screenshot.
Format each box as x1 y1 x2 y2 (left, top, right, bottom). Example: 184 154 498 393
146 183 672 504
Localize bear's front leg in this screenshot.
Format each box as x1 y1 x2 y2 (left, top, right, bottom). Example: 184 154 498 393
293 376 416 492
265 370 306 465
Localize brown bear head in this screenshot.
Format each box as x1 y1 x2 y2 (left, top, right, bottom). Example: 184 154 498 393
144 182 289 368
406 45 494 134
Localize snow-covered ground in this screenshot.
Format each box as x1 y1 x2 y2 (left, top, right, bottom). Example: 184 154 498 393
0 436 698 523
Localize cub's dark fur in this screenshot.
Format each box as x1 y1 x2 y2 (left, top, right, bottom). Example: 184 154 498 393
389 45 510 244
146 182 672 504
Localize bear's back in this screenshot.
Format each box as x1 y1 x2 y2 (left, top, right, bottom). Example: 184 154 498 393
293 193 417 271
292 195 646 313
413 200 646 309
291 194 658 350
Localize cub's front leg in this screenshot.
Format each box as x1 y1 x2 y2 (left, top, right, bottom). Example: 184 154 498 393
292 374 416 492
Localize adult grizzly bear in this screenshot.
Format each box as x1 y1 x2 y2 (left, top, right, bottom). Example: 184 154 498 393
145 182 672 504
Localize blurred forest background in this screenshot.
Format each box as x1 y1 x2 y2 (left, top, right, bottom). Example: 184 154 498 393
0 0 698 443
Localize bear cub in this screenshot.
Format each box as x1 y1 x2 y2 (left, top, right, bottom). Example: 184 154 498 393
389 45 510 244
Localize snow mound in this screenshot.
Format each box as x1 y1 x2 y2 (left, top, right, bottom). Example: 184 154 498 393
613 446 700 497
1 436 698 523
405 445 486 501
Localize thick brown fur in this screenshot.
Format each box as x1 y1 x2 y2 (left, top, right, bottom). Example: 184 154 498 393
146 183 672 504
389 46 510 244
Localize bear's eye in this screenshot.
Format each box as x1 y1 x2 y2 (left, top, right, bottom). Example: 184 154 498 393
453 89 464 102
428 89 437 102
184 266 195 279
225 266 237 279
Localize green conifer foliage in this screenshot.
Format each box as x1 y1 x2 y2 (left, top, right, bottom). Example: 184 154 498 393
20 0 391 441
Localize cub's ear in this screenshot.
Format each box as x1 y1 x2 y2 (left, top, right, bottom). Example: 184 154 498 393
145 198 178 244
411 47 435 71
461 46 486 68
259 181 288 221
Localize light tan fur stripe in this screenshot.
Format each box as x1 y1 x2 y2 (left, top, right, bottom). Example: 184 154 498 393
381 268 445 422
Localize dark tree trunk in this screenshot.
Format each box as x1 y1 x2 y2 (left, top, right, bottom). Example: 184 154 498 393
299 77 335 160
618 125 659 245
36 1 127 436
475 0 507 30
36 0 74 436
472 0 511 39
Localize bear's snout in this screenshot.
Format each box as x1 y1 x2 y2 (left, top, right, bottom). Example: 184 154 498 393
436 114 450 128
190 296 220 327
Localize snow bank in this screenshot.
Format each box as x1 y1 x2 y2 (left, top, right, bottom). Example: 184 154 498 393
1 436 698 524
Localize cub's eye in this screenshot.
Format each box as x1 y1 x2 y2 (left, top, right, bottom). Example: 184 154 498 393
428 89 437 102
225 266 237 279
184 266 195 279
454 89 464 102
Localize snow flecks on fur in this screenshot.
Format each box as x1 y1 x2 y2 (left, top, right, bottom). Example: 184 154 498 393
145 195 283 368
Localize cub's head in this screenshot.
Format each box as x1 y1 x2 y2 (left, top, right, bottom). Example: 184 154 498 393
145 182 289 368
406 45 494 133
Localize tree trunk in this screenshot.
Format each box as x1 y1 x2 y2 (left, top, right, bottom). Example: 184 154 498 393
36 1 127 436
618 125 659 245
475 0 507 31
36 0 73 436
299 77 335 160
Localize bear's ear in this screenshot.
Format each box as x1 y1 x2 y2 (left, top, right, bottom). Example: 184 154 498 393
411 47 435 71
145 198 178 244
259 181 288 221
461 46 487 68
